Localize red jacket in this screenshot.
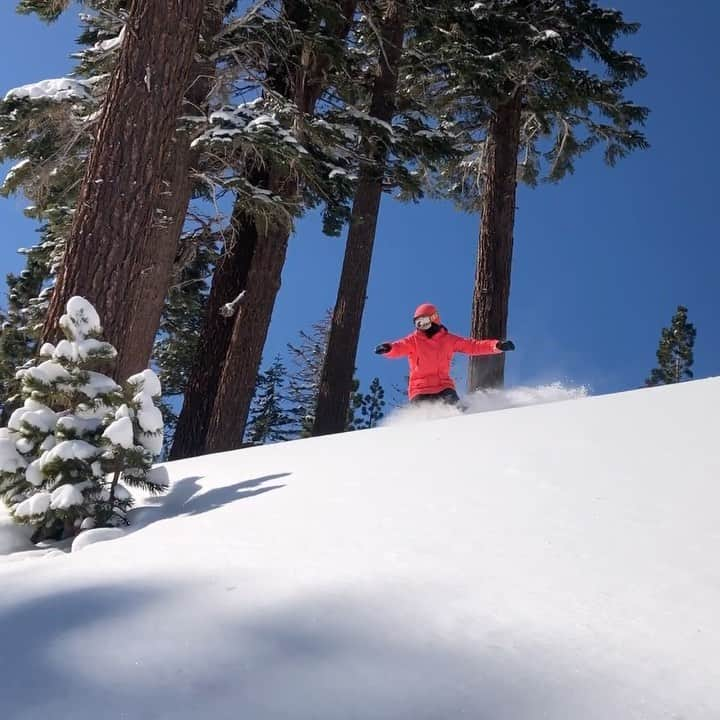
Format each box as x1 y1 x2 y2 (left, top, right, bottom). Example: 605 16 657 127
384 327 500 399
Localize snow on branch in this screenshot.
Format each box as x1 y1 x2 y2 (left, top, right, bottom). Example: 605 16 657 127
4 78 91 103
219 290 246 318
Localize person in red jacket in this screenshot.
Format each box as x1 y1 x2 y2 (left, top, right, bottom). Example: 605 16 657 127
374 302 515 405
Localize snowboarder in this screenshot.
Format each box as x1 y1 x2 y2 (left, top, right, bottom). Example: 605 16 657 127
374 303 515 405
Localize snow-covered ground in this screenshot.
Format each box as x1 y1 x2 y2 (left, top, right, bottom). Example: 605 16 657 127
1 378 719 719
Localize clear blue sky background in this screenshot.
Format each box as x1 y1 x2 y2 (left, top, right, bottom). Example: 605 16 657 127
0 1 718 403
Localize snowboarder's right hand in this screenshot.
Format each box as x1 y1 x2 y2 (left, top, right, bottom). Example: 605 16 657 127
375 343 392 355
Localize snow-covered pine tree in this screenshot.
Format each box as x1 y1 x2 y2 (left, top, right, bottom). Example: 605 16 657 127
645 306 696 387
0 297 166 541
202 0 364 454
0 306 33 424
0 3 126 404
245 356 294 445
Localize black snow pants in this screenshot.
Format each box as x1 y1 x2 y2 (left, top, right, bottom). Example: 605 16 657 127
410 388 461 406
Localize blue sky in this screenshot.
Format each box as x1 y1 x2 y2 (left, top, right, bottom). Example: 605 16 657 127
0 1 718 404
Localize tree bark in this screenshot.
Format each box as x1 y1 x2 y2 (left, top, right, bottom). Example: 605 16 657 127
467 91 522 392
41 0 205 380
205 188 294 454
123 5 224 380
202 0 358 453
169 203 259 460
312 1 407 437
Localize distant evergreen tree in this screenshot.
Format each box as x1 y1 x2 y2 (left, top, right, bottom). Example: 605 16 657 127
348 377 386 430
360 377 386 429
153 226 217 445
246 356 294 445
287 312 333 438
645 306 696 386
346 377 363 430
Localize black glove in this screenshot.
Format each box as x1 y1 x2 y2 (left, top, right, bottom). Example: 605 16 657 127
374 343 392 355
496 340 515 352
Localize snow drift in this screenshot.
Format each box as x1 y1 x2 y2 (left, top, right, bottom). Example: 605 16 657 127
1 378 719 720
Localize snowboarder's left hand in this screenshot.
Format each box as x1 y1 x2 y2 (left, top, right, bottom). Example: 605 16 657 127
496 340 515 352
375 343 392 355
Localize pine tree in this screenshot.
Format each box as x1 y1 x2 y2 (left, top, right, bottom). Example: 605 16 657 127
169 205 260 460
0 308 32 424
1 1 229 420
245 356 294 445
1 1 128 298
0 4 112 400
205 0 398 455
312 0 408 437
645 306 696 387
286 311 333 438
409 0 649 390
355 377 386 429
346 377 363 430
172 0 359 458
40 0 206 378
345 376 386 430
0 297 166 542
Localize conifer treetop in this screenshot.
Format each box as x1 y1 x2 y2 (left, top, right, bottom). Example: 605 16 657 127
406 0 650 203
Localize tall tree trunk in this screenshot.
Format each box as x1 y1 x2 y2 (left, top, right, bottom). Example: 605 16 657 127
205 189 294 454
202 1 357 453
312 1 407 437
124 5 224 380
467 91 522 392
169 203 259 460
41 0 205 379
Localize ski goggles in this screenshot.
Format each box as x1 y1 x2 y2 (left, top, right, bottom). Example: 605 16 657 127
414 315 434 330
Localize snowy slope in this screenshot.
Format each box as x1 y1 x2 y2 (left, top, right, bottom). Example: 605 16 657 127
2 379 720 720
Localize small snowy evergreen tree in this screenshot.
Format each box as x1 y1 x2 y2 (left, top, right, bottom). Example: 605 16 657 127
0 297 166 541
645 306 696 387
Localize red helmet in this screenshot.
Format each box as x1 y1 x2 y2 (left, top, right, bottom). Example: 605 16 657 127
413 303 440 328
